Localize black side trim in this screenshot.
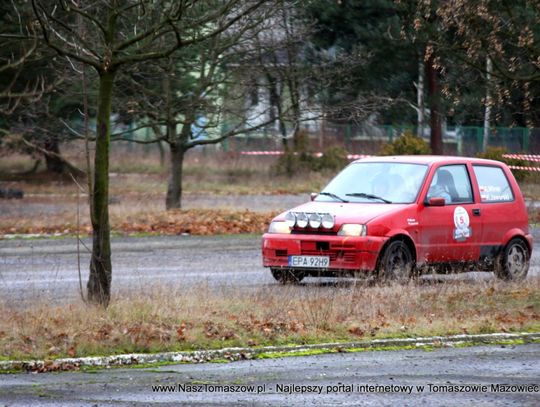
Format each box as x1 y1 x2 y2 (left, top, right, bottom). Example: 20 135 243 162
480 245 503 261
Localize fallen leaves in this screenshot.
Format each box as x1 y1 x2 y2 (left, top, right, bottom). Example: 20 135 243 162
235 314 306 338
67 346 77 357
347 326 365 337
125 323 172 346
0 209 278 237
115 209 277 236
176 323 188 341
204 322 237 341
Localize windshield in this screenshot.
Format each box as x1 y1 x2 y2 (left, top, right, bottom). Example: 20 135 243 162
316 162 428 204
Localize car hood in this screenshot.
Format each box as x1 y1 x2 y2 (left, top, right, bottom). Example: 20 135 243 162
276 201 409 225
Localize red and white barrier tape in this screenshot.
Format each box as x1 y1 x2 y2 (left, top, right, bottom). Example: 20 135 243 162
239 151 372 160
240 151 285 155
503 154 540 163
239 151 540 169
508 165 540 172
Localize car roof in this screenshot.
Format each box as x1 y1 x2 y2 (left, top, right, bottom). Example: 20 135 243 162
352 155 505 167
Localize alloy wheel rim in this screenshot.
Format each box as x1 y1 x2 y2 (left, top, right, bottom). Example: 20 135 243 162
507 244 526 276
388 245 410 279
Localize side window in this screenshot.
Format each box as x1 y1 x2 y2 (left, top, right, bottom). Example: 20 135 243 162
473 165 514 202
427 165 473 204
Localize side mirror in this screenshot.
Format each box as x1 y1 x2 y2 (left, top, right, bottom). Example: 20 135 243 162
427 197 446 206
310 192 318 201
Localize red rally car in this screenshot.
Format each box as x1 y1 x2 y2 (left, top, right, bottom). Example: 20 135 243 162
262 156 533 283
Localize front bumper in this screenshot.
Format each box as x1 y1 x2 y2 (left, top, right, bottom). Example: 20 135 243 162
262 233 388 273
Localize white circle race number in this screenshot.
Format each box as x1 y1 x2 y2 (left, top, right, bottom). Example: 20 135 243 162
453 206 469 229
453 206 471 240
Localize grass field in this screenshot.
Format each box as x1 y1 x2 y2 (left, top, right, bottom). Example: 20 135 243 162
1 278 538 361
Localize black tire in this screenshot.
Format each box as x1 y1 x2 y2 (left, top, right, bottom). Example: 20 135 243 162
494 238 529 281
270 268 305 284
377 240 414 282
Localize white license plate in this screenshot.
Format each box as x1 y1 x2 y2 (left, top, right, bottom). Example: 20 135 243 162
288 255 330 268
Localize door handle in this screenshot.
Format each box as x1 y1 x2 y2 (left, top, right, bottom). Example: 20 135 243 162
472 208 481 216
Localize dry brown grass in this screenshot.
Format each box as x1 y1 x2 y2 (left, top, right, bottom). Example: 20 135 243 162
1 278 539 361
0 147 331 196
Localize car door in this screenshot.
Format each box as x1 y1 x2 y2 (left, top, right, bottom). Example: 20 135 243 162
471 164 521 259
417 163 482 263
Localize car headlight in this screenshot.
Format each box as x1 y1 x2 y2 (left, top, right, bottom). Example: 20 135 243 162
338 224 367 236
268 221 291 234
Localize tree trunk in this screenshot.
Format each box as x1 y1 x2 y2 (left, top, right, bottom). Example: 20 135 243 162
482 56 492 152
282 7 301 148
288 76 301 149
267 74 288 148
425 53 443 155
158 141 166 167
166 142 185 210
416 54 425 138
87 70 115 307
44 136 65 173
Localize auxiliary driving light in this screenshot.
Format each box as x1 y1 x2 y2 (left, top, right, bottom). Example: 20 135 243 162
296 212 308 228
308 213 322 228
321 213 335 229
284 211 297 227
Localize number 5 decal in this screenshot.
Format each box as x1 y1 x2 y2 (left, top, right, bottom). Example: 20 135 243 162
453 206 471 241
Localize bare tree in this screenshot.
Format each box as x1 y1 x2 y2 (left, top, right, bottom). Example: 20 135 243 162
437 0 540 127
395 0 446 154
31 0 268 306
250 5 316 148
0 39 44 115
0 6 43 115
111 3 294 209
249 3 389 156
0 1 76 174
119 53 276 208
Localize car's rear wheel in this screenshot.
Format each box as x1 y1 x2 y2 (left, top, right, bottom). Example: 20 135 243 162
270 268 305 284
377 240 414 282
494 238 529 281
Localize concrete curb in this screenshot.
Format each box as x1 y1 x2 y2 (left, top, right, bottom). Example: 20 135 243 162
1 332 539 373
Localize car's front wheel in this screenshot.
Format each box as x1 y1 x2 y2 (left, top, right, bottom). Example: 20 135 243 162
494 238 529 281
270 268 305 284
377 240 414 282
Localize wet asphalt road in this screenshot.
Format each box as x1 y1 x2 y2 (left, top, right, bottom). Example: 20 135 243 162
0 226 539 306
1 343 539 406
0 234 272 306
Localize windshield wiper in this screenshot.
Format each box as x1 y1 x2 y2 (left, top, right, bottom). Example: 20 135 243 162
346 192 392 204
318 191 348 203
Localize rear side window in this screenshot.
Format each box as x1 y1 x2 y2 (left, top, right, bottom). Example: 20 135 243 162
473 165 514 202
